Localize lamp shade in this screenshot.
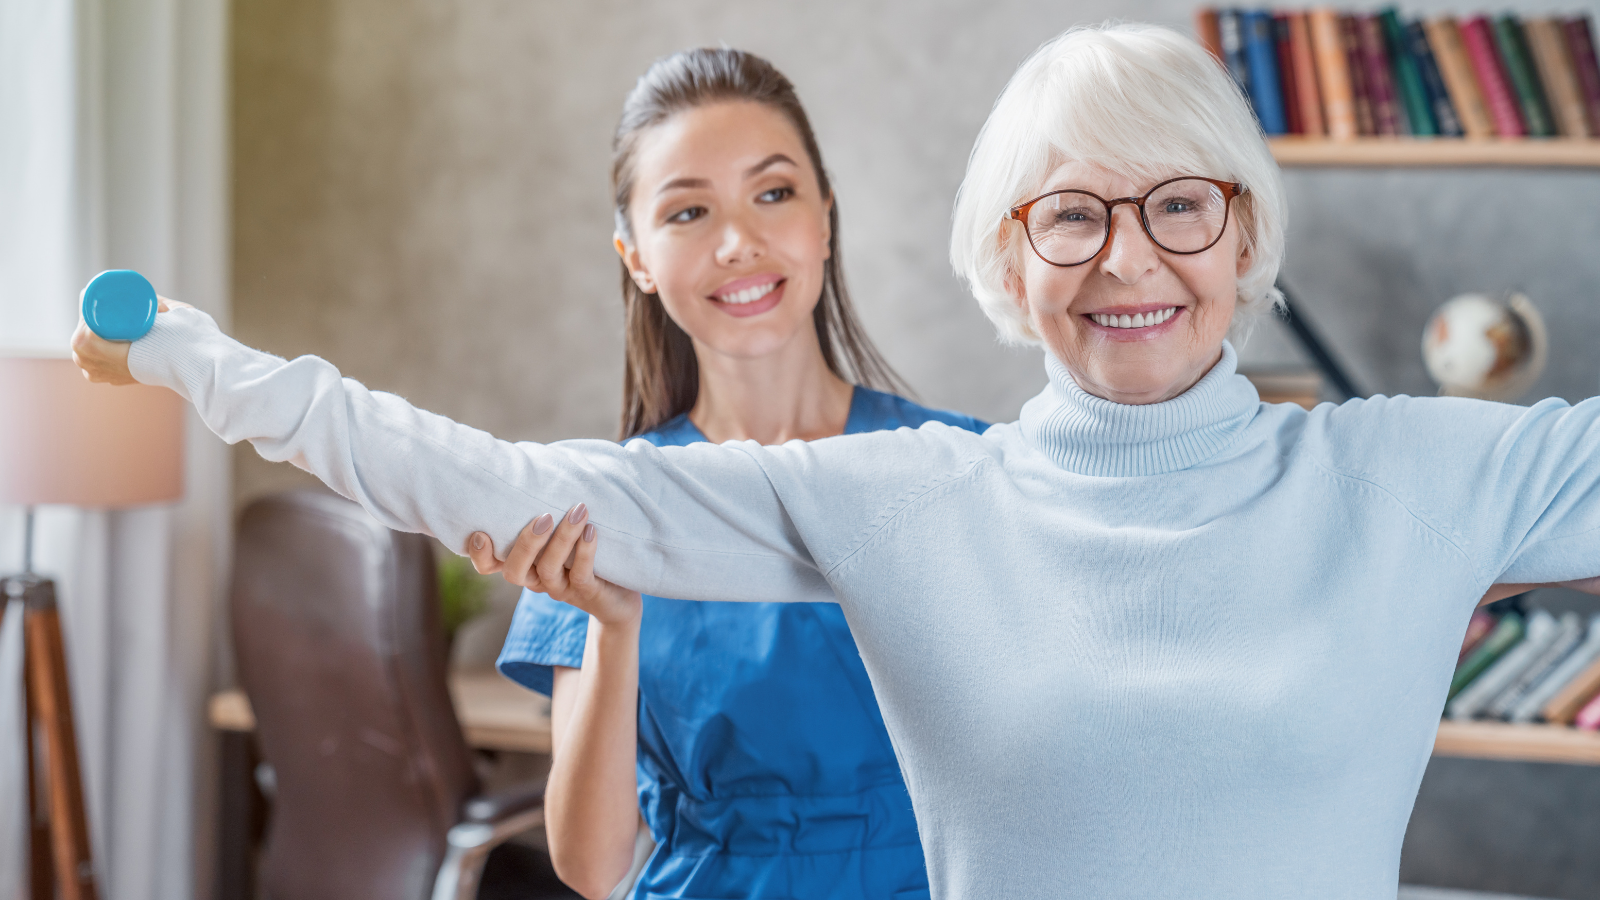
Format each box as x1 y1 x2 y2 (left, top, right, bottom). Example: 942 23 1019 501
0 356 184 507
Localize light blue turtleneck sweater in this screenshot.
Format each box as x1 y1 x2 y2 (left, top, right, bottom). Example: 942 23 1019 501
131 309 1600 899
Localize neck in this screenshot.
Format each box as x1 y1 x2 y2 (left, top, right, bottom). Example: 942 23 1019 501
688 327 854 445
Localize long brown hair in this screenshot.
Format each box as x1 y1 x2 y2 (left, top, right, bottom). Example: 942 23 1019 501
612 48 910 439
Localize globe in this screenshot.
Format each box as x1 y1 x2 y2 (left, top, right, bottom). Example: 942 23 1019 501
1422 292 1547 402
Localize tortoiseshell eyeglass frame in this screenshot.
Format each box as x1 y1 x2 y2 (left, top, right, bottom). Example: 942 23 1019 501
1006 176 1247 268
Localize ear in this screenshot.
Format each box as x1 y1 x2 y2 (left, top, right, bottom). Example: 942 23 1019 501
614 235 657 294
1235 235 1254 278
1003 268 1031 320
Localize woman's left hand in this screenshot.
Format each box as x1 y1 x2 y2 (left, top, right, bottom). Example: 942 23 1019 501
466 504 643 627
70 296 192 385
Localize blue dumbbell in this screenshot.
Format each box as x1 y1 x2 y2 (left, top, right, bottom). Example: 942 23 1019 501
81 270 158 341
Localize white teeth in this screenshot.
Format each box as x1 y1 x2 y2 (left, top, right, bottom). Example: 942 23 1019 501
1094 307 1178 329
720 281 778 305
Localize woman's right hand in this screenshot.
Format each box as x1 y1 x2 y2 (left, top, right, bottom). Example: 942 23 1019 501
466 505 643 627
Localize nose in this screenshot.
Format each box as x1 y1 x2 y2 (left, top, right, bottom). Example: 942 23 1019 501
1097 204 1160 284
715 211 766 267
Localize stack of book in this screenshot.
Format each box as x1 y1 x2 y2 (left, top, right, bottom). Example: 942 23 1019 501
1447 606 1600 728
1194 8 1600 139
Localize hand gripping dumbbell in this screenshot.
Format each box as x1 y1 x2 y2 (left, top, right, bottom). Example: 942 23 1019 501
80 270 159 341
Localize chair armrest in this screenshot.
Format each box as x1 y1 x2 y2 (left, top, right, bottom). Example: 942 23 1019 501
461 782 545 824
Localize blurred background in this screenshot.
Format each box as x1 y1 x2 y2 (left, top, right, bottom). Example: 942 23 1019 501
4 0 1600 898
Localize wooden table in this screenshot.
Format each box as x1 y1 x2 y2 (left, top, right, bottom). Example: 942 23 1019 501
207 668 552 753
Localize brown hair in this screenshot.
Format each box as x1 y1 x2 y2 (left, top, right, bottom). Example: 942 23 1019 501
612 47 910 439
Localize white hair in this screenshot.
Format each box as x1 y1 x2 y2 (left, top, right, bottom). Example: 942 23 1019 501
949 22 1287 346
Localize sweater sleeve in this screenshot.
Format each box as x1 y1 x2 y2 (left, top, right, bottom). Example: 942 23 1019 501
1320 393 1600 587
125 308 837 603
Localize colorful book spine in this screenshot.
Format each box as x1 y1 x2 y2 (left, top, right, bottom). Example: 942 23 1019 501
1461 16 1527 136
1195 7 1225 64
1244 10 1289 133
1274 14 1303 133
1406 20 1464 137
1288 12 1326 136
1576 684 1600 730
1427 18 1495 138
1219 10 1253 104
1357 14 1403 134
1493 15 1556 137
1449 611 1524 701
1382 10 1436 136
1341 14 1377 135
1310 9 1357 138
1459 609 1499 664
1524 18 1590 137
1563 17 1600 136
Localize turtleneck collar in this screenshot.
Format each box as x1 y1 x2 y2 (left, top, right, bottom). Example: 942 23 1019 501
1017 341 1261 477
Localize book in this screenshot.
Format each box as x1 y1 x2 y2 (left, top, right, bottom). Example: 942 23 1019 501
1461 16 1527 136
1357 14 1403 134
1195 7 1225 64
1576 683 1600 731
1459 609 1498 664
1275 14 1303 133
1490 611 1582 720
1524 18 1590 137
1382 9 1436 136
1341 14 1377 135
1310 9 1357 138
1563 17 1600 136
1427 18 1495 138
1448 611 1524 701
1244 10 1289 133
1405 19 1463 137
1492 15 1556 137
1219 10 1253 106
1518 616 1600 723
1288 12 1326 136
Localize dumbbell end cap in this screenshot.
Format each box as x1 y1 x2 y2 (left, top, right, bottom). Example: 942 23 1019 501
82 270 158 341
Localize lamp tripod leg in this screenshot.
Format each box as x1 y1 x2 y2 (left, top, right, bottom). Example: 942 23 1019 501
20 582 100 900
23 619 55 900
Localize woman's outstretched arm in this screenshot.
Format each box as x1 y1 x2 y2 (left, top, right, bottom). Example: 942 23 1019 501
72 304 833 604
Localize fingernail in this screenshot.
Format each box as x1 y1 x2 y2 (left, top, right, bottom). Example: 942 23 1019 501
472 533 485 550
583 523 596 543
532 513 554 535
569 503 588 525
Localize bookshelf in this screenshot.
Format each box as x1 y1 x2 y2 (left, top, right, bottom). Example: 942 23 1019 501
1270 136 1600 167
1434 720 1600 765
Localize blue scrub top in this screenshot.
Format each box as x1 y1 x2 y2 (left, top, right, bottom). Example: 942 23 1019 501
497 387 986 900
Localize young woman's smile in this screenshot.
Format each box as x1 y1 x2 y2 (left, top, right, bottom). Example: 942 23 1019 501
708 273 786 318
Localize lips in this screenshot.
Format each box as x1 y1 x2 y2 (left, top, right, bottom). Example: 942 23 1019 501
718 280 780 305
708 275 786 318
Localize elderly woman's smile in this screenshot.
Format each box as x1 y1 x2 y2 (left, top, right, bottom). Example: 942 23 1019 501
1012 163 1249 407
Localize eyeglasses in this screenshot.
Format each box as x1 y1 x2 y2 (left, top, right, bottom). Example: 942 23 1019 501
1007 176 1246 268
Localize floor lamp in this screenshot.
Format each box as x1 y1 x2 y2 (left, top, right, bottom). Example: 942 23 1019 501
0 356 184 900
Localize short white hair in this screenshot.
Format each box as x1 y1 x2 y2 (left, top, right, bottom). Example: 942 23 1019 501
950 22 1287 345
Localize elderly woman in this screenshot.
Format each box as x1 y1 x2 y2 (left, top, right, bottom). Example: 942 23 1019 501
75 22 1600 900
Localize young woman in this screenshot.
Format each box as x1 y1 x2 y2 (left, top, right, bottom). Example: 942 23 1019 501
75 23 1600 900
461 49 984 900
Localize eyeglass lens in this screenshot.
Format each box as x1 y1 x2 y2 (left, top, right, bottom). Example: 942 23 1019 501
1023 178 1230 267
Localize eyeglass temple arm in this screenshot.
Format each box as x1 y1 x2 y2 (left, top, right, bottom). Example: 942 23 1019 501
1275 280 1362 401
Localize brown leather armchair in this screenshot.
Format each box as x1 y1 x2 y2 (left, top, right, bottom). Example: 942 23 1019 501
230 491 568 900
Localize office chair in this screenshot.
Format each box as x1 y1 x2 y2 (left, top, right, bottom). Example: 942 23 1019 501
230 490 572 900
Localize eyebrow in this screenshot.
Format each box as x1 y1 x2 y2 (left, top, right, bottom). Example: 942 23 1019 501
654 154 799 197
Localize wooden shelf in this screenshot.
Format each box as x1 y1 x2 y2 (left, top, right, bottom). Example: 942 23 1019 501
1269 137 1600 168
1434 720 1600 765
